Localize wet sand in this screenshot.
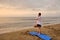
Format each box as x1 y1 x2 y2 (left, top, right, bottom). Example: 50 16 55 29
0 24 60 40
0 27 33 34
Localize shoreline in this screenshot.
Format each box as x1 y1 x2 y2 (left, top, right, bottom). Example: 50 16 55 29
0 23 60 34
0 27 33 34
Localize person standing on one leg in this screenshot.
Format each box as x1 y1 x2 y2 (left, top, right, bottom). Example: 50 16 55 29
34 12 42 34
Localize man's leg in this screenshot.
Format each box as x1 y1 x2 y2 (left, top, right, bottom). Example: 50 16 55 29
35 27 41 33
38 27 41 33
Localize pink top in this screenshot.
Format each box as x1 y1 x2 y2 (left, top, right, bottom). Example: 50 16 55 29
36 16 41 25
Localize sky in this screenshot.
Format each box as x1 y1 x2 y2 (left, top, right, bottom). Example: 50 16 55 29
0 0 60 17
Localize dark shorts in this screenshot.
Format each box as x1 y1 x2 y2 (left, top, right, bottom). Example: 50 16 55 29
37 24 41 27
34 24 41 27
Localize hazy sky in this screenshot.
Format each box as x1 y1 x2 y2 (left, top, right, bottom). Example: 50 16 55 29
0 0 60 17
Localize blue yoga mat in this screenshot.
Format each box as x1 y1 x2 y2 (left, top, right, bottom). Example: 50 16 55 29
29 32 52 40
29 31 38 36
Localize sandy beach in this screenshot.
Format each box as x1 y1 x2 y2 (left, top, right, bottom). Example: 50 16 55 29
0 24 60 40
0 27 33 34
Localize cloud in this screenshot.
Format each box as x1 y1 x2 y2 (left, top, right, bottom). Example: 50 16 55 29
0 0 60 17
0 0 60 10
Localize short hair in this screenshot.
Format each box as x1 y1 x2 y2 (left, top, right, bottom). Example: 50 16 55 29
38 13 41 16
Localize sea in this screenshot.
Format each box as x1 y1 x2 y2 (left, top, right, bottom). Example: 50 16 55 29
0 17 60 29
